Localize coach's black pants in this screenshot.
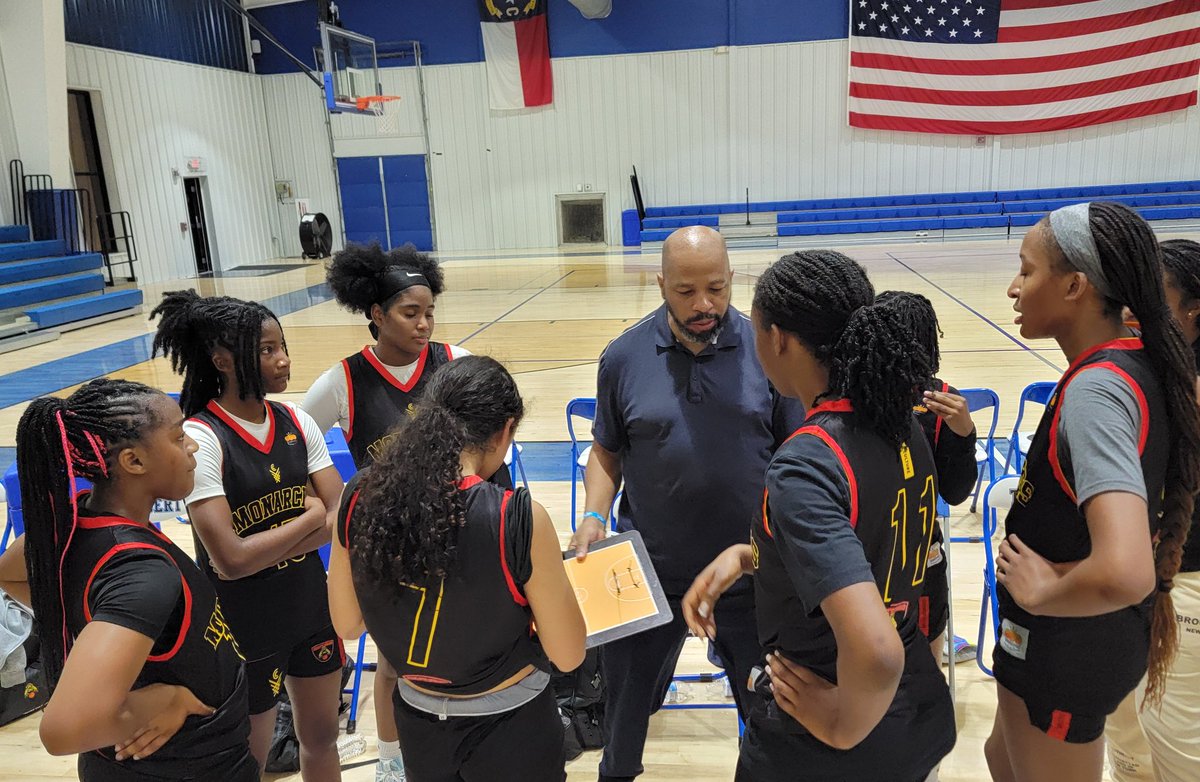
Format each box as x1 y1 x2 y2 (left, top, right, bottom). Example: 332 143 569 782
598 588 760 781
392 685 566 782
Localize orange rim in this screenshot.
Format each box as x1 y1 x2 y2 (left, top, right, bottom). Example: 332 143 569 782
355 95 402 111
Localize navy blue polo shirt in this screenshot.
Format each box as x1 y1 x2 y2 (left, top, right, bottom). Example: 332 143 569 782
593 303 806 595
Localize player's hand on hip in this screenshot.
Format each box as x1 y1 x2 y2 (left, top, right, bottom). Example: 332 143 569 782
115 684 214 761
683 544 752 641
568 515 606 560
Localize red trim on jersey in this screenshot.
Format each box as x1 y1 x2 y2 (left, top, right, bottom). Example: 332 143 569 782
82 542 192 662
761 488 772 539
498 490 529 607
362 344 430 393
805 398 854 420
1048 710 1073 741
933 381 949 447
343 489 361 549
1065 337 1143 375
444 343 453 361
205 400 275 456
918 596 931 638
341 359 356 440
283 404 307 448
457 475 485 490
790 425 860 529
1048 361 1151 504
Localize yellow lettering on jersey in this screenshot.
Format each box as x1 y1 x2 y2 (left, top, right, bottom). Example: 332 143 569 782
1015 464 1034 505
366 433 398 463
203 601 242 657
899 442 915 480
750 536 760 570
230 486 306 535
403 579 445 668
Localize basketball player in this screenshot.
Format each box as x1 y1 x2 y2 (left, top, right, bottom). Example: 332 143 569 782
327 356 585 782
985 204 1200 782
0 380 257 780
1105 238 1200 782
303 242 507 781
151 291 346 780
877 290 979 665
683 251 956 782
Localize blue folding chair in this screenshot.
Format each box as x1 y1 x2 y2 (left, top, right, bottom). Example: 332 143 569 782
2 462 22 553
566 398 597 528
974 474 1021 677
507 442 529 488
961 387 1001 514
1003 381 1057 474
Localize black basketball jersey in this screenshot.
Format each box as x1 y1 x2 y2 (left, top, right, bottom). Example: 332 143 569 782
342 343 454 466
996 338 1168 712
753 399 941 679
338 473 546 696
188 401 330 657
63 500 253 778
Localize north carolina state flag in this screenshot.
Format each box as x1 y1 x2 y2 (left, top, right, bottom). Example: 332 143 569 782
478 0 553 110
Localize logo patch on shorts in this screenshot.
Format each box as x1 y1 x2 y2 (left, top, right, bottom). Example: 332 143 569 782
23 683 38 700
269 667 283 696
1000 619 1030 660
312 640 334 663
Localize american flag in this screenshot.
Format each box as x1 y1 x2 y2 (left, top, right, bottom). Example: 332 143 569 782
848 0 1200 135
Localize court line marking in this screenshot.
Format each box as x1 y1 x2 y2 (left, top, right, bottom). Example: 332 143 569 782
885 252 1063 373
459 271 576 344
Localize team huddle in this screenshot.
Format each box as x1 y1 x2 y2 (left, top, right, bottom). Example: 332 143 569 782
0 201 1198 782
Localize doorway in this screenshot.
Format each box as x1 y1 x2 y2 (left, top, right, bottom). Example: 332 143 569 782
66 90 114 252
184 177 213 275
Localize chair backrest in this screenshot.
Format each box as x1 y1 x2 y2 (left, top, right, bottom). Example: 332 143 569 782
1008 381 1058 466
982 474 1022 536
324 427 358 482
960 387 1001 442
566 397 598 449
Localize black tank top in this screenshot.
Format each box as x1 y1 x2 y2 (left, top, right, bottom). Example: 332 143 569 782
342 343 454 466
188 401 330 657
751 401 954 774
63 500 253 777
996 338 1168 712
338 473 546 696
754 400 942 675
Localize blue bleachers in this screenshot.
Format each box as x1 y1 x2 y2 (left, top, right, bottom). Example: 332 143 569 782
0 252 103 286
0 227 143 336
0 239 65 263
25 288 144 329
637 179 1200 245
0 225 29 243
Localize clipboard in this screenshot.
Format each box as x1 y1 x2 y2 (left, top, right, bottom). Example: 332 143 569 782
563 530 672 648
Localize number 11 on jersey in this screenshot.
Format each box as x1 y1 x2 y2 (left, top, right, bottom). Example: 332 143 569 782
883 475 937 605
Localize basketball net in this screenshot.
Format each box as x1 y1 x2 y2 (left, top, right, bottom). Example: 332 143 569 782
356 95 402 134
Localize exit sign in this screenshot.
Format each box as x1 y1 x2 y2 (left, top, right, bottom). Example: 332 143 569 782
185 157 206 174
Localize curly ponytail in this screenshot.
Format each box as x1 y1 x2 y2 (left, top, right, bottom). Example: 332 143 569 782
753 251 929 446
353 356 524 590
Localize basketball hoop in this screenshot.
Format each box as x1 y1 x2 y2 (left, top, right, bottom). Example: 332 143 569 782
356 95 402 133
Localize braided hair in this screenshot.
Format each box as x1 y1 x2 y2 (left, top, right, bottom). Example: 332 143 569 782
326 243 444 339
1041 204 1200 704
353 356 524 592
16 379 166 688
150 290 282 416
1161 239 1200 366
876 290 942 380
753 251 930 446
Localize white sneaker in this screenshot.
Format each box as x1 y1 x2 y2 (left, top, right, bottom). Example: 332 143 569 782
376 756 407 782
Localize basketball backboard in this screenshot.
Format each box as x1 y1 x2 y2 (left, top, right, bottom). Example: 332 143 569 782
319 22 382 115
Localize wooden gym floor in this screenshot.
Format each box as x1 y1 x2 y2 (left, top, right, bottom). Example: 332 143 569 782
3 234 1196 779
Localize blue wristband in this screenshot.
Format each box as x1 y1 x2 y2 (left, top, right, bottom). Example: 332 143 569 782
583 511 607 525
